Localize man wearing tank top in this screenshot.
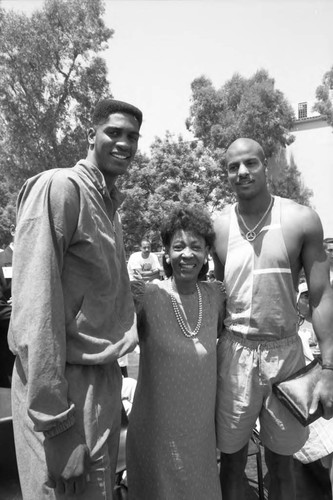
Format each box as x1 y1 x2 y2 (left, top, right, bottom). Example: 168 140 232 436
213 138 333 500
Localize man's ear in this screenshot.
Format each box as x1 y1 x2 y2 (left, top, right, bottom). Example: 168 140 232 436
87 127 96 147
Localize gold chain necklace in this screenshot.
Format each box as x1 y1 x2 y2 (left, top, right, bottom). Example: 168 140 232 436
236 196 274 242
168 278 203 338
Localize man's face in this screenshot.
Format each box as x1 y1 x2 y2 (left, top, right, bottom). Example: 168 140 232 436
226 142 267 200
88 112 140 180
140 241 151 258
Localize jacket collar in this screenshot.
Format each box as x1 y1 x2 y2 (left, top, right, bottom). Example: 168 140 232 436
74 160 125 211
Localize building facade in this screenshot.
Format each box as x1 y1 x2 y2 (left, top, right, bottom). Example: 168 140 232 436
285 102 333 238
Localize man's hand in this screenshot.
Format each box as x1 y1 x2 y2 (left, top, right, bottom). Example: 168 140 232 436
91 314 139 365
117 315 139 357
132 269 143 280
44 426 90 496
310 369 333 419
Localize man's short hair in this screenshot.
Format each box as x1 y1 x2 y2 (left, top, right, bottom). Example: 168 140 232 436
92 98 143 128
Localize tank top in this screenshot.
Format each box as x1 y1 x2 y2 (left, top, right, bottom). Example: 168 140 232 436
224 196 298 340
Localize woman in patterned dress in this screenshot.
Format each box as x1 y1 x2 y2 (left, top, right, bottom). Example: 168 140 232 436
126 204 225 500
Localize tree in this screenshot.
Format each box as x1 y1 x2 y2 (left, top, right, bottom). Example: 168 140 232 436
313 65 333 127
118 133 313 255
0 0 113 236
0 174 17 247
186 69 296 158
117 133 230 254
186 69 312 208
269 150 313 206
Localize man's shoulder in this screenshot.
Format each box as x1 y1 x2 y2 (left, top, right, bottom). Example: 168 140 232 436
279 197 324 255
213 205 232 235
151 252 160 262
128 252 141 262
17 167 83 219
279 197 320 230
280 196 311 214
24 166 81 192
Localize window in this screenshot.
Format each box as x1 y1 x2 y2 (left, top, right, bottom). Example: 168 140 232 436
298 102 307 119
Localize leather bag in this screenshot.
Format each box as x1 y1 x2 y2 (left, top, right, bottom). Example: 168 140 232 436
272 357 324 427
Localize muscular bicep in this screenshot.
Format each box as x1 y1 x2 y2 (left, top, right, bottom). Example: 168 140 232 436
212 211 230 282
301 210 330 307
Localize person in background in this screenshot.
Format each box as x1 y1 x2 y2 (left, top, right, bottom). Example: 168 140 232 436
118 353 129 377
126 204 225 500
8 98 142 499
297 281 319 355
324 238 333 286
213 138 333 500
208 270 216 282
294 280 333 499
0 224 15 387
127 238 161 281
121 376 137 417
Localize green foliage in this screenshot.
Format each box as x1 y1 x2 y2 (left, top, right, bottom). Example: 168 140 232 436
269 152 313 206
186 69 296 158
0 0 113 241
313 65 333 127
118 133 231 253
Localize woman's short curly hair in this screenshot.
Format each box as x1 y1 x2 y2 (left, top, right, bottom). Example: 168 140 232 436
160 204 215 280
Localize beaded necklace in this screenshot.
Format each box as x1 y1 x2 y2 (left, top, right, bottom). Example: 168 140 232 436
168 278 203 338
236 195 273 242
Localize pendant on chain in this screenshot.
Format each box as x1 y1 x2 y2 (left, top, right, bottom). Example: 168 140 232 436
245 230 257 242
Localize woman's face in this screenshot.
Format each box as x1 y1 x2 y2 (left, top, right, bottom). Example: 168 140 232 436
167 229 208 284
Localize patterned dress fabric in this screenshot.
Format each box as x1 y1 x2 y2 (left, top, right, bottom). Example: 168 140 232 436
126 279 224 500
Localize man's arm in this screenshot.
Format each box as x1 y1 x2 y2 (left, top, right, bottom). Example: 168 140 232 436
11 172 90 494
301 209 333 418
89 313 138 364
212 210 230 282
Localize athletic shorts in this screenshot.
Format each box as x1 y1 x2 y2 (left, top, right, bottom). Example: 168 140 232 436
216 330 309 455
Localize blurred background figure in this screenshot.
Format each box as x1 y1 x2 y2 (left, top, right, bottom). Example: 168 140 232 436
324 238 333 286
0 224 15 387
294 280 333 500
118 354 129 377
127 238 161 282
297 281 319 356
208 270 216 282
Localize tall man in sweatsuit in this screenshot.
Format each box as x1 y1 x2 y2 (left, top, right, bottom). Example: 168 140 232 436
8 99 142 499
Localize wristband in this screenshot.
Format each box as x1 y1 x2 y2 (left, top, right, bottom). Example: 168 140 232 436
322 364 333 371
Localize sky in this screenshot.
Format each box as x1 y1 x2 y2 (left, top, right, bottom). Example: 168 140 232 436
2 0 333 153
